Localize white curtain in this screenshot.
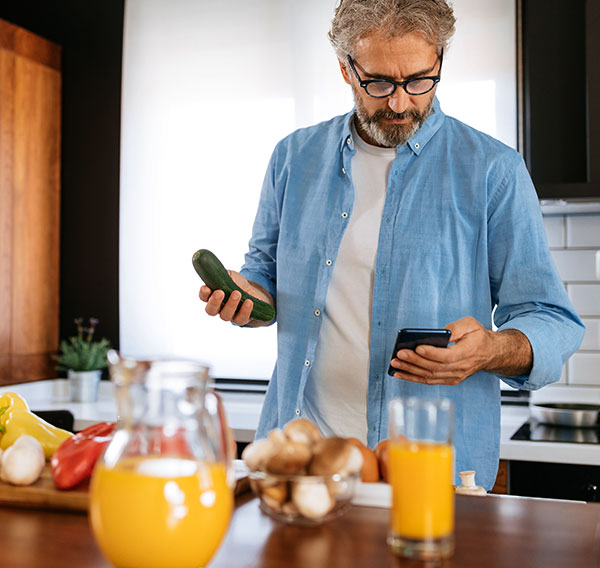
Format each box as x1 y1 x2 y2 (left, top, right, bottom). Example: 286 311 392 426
120 0 516 380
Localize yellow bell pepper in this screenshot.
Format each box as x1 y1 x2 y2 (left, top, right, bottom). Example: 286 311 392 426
0 392 29 412
0 392 72 459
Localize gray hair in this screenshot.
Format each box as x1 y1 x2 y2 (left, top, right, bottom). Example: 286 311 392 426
329 0 456 58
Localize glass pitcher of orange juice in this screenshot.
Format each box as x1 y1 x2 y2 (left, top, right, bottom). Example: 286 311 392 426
89 352 234 568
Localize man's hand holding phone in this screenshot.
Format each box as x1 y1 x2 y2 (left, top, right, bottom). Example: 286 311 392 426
388 317 513 386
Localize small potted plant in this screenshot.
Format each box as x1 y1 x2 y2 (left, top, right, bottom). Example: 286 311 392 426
56 317 111 402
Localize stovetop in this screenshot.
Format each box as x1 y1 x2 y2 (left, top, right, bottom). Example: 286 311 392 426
511 420 600 445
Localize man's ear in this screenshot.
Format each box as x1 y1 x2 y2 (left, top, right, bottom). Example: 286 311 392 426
338 58 351 85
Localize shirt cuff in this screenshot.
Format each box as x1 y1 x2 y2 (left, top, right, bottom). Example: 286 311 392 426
496 321 561 390
239 269 276 305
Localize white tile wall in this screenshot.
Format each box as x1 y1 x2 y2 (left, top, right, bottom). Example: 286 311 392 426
550 250 600 282
566 215 600 247
568 284 600 315
568 353 600 386
543 215 565 247
580 318 600 350
543 211 600 387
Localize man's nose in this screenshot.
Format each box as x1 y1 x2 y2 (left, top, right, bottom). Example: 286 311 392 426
387 87 410 113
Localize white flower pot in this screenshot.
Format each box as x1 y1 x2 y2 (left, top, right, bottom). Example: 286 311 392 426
68 369 102 402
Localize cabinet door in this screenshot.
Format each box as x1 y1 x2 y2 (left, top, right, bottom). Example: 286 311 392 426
0 19 61 384
520 0 600 198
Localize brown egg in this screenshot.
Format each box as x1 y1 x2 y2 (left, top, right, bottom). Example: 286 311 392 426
374 439 390 483
346 437 380 483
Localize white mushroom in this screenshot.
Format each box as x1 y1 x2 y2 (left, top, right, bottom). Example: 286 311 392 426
0 435 45 486
241 438 278 471
268 428 287 448
339 445 363 476
283 418 322 447
261 480 288 504
265 441 312 475
309 437 363 476
291 479 335 519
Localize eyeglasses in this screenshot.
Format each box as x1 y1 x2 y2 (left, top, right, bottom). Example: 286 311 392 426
346 49 443 98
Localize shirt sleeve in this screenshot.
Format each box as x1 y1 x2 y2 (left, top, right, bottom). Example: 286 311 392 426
239 146 281 310
487 154 585 390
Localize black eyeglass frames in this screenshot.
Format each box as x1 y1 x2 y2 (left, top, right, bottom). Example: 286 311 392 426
346 49 444 98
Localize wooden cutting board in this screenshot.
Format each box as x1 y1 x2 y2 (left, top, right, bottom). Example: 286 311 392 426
0 460 251 513
0 465 89 512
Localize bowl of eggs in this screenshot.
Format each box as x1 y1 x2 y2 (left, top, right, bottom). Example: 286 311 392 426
242 418 381 525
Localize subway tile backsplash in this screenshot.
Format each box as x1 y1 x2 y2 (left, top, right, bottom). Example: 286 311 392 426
543 215 565 248
542 209 600 387
568 353 600 386
550 250 600 282
580 318 600 350
566 214 600 247
568 284 600 316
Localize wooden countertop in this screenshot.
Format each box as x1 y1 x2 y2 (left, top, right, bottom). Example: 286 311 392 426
0 492 598 567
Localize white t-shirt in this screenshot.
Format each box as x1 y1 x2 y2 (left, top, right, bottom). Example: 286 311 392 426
303 121 396 443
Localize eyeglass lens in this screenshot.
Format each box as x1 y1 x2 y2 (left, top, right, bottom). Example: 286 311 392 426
366 78 437 97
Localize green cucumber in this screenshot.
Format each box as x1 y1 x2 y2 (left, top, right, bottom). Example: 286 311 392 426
192 249 275 322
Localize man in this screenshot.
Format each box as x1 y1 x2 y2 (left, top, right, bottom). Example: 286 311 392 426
199 0 584 490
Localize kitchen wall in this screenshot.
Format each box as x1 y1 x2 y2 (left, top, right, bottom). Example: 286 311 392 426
541 204 600 392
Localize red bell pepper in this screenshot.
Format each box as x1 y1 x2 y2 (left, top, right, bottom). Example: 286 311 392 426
51 422 115 490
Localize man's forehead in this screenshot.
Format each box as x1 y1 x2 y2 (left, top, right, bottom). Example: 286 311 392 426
352 33 439 76
353 31 437 57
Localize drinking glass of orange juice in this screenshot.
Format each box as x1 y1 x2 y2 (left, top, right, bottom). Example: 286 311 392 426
387 397 454 561
89 353 235 568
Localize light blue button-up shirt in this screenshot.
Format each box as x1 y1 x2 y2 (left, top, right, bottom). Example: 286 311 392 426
240 98 584 490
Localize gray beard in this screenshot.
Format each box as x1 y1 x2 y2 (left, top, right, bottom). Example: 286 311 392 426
353 92 434 147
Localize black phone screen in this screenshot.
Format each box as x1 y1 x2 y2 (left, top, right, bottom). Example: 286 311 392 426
387 328 451 376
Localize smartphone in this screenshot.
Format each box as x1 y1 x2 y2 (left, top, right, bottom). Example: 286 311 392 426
387 328 451 376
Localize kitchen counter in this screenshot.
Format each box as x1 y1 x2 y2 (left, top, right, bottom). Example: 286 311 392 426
1 380 598 467
0 489 598 567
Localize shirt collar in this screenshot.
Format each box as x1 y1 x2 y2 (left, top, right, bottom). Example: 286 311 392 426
340 96 445 156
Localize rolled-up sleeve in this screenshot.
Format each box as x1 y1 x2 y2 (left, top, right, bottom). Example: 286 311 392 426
240 146 281 308
487 156 585 389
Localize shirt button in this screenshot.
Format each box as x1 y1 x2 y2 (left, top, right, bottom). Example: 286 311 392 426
314 309 321 316
295 409 301 415
341 212 348 218
326 259 332 266
305 360 310 366
347 137 352 145
414 142 420 149
342 167 346 174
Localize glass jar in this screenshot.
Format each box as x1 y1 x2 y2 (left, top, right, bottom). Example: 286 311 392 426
89 351 234 568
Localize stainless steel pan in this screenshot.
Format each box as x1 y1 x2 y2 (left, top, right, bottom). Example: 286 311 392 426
530 402 600 428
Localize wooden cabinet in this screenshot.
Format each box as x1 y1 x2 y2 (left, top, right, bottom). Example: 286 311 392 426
491 459 508 495
0 19 61 384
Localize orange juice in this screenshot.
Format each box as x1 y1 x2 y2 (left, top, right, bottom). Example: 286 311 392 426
389 440 454 540
90 456 233 568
